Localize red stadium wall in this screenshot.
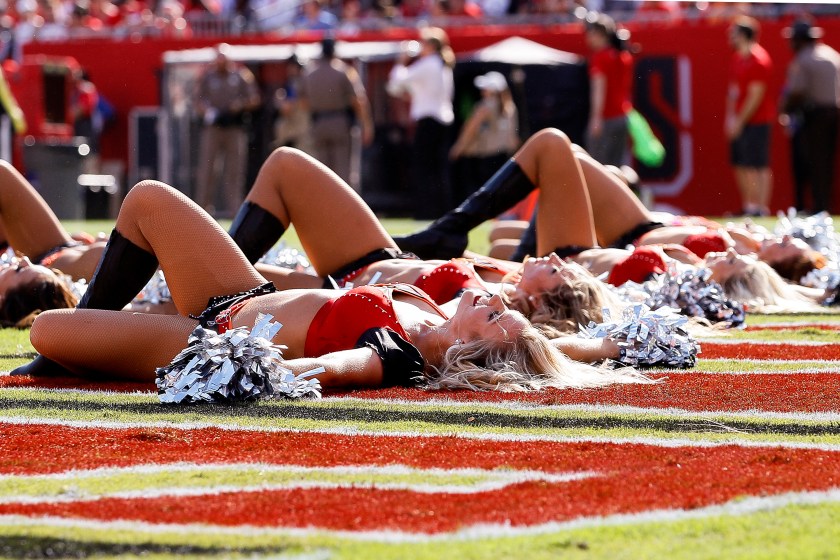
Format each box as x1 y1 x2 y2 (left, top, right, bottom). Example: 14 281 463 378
20 17 840 216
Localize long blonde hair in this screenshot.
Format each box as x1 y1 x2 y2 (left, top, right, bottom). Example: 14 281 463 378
719 260 824 313
425 322 653 392
505 271 625 336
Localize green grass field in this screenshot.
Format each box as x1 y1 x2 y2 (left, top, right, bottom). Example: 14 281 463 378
1 216 838 558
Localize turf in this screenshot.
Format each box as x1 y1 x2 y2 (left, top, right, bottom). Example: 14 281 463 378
0 217 838 558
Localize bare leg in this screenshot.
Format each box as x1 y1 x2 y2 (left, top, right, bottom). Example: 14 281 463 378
254 263 324 290
0 160 74 258
757 167 773 215
574 151 654 246
115 180 267 317
30 309 197 381
735 166 760 214
512 129 597 255
245 147 396 276
489 221 529 243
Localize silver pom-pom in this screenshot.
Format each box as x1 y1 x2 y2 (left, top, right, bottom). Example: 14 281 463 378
133 270 172 305
645 266 745 326
612 265 745 327
775 209 840 262
579 304 699 369
156 313 322 404
258 243 314 273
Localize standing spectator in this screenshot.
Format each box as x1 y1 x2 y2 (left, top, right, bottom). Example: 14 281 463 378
70 67 101 174
273 54 310 152
193 43 261 217
449 71 520 201
584 12 633 166
0 61 26 163
726 16 774 217
299 37 374 191
781 19 840 214
386 26 455 219
294 0 337 30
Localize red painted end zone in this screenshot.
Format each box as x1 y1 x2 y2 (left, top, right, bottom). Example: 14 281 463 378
700 342 840 361
0 423 838 533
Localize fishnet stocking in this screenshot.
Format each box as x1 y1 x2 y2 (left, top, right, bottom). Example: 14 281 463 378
246 148 396 276
31 309 197 381
116 180 266 316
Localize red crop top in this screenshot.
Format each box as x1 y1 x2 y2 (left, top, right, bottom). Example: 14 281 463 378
682 230 727 258
413 260 485 304
304 284 447 358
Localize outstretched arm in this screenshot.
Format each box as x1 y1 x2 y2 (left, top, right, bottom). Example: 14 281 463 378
552 336 620 363
281 347 385 389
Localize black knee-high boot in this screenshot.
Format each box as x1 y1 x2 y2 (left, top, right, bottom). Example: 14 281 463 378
510 212 538 262
228 201 286 264
393 160 536 260
11 230 160 377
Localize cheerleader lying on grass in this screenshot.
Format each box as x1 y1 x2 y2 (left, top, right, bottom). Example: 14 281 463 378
389 128 834 314
217 135 741 337
11 180 656 394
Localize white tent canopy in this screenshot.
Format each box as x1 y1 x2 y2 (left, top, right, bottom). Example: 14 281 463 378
457 36 582 66
162 40 404 66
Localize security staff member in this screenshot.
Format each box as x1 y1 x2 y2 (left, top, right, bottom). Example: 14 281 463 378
299 37 373 192
194 43 261 217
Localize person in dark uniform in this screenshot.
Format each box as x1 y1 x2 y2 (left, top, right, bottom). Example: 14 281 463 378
299 37 373 192
781 19 840 213
193 43 261 218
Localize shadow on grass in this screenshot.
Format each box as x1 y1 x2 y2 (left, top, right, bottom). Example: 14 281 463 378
0 536 295 559
1 393 838 437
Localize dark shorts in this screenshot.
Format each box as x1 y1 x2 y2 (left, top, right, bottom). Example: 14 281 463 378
191 282 278 329
730 123 771 168
608 221 666 250
34 242 83 266
322 247 420 289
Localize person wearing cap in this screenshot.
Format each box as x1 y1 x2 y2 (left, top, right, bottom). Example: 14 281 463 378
448 71 520 201
780 18 840 214
584 12 634 167
299 37 374 192
386 26 455 219
726 16 774 218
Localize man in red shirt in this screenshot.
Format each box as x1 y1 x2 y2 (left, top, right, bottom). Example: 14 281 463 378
726 16 774 217
585 13 633 166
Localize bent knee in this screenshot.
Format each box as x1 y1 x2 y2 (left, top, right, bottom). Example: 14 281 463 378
0 159 15 177
29 309 73 358
265 145 312 171
123 180 189 213
531 128 571 148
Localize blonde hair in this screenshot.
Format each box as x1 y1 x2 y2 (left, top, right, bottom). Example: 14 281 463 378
420 27 455 68
505 271 624 336
719 260 823 313
425 322 652 392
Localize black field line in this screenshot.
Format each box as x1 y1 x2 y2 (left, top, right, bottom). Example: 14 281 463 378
0 396 838 437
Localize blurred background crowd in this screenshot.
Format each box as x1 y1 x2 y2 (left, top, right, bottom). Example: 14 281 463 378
0 0 835 51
